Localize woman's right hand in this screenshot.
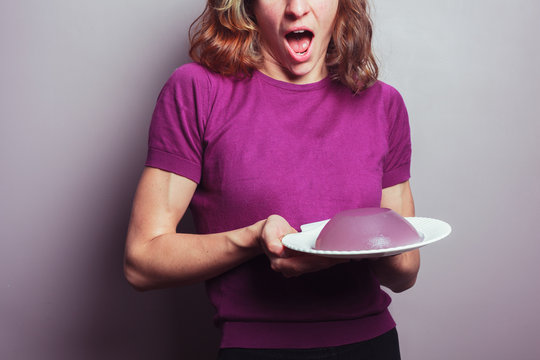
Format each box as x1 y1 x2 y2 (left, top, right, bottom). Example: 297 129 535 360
258 215 348 278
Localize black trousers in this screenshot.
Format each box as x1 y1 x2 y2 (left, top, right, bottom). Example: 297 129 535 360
217 328 401 360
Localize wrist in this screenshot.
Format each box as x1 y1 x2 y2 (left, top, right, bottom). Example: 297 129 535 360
227 220 266 255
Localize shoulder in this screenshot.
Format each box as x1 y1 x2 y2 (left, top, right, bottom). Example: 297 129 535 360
165 62 214 90
365 81 408 117
363 80 404 101
166 62 249 95
159 63 235 110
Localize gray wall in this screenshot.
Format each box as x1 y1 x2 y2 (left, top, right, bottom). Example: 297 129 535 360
1 0 539 359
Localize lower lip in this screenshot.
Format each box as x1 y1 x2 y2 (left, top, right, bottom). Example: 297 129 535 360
285 37 313 63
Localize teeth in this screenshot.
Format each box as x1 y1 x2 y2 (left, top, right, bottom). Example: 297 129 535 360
293 30 305 34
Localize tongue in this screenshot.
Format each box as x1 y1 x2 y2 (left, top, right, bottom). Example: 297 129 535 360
287 33 311 53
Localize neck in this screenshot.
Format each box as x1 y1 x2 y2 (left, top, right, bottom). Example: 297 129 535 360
258 51 328 84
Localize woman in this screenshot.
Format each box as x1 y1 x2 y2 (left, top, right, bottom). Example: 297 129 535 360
124 0 420 358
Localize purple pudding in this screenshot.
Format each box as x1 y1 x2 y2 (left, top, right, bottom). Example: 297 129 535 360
315 208 422 251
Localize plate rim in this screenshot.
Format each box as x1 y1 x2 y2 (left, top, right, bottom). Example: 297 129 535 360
282 217 451 258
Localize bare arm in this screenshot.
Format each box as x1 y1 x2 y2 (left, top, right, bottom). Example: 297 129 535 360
370 180 421 293
124 166 332 289
123 167 265 290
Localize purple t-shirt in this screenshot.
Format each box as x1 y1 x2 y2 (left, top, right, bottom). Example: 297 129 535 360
145 63 412 349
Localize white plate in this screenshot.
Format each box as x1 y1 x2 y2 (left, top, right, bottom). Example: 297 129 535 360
282 217 451 259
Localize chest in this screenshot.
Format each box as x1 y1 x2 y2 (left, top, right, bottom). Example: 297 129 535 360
195 88 390 228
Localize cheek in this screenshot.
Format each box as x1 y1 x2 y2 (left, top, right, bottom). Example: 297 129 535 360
318 1 339 29
255 13 280 42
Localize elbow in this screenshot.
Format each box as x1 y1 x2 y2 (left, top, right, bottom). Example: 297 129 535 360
391 263 420 293
124 262 150 292
373 250 420 293
391 250 420 293
123 248 154 292
388 276 417 293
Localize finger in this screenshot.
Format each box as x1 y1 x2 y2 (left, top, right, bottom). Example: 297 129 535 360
271 257 299 277
278 239 300 259
273 255 315 277
272 254 349 277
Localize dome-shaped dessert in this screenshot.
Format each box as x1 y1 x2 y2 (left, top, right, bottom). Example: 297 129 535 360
314 208 423 251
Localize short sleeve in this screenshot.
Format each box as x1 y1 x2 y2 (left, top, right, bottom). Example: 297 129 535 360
145 65 210 184
381 87 412 188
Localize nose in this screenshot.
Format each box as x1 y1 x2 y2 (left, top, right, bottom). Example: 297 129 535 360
285 0 310 19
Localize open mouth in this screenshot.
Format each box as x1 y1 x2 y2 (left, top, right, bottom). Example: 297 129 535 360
285 30 314 56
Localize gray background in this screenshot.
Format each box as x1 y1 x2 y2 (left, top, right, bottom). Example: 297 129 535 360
1 0 539 359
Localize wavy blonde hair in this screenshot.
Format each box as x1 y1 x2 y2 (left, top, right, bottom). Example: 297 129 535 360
190 0 378 93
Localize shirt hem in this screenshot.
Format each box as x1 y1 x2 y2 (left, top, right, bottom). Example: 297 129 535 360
145 147 201 184
219 309 396 349
382 163 410 188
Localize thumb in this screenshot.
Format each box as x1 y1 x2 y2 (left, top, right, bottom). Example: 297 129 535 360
267 236 285 256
